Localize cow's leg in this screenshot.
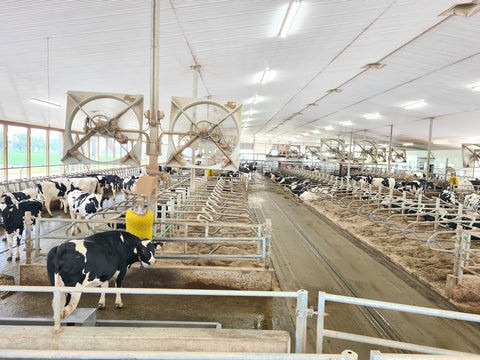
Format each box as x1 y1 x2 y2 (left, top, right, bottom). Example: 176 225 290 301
15 232 21 261
45 198 53 217
62 285 83 319
114 272 126 309
98 281 108 309
6 233 14 262
62 199 69 214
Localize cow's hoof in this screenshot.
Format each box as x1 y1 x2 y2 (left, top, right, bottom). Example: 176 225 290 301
15 257 20 262
6 256 12 262
97 303 106 310
115 303 123 309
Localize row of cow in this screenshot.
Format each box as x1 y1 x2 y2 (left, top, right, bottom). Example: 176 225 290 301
0 173 143 261
266 170 480 240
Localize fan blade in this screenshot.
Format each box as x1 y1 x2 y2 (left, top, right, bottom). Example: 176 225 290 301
208 134 235 168
61 129 96 162
171 98 199 131
111 96 143 123
165 134 200 165
209 103 242 132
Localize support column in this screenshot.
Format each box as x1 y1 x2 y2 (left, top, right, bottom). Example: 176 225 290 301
147 0 161 176
426 117 434 180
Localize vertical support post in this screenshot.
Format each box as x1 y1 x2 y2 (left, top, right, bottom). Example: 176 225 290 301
34 217 41 258
147 0 161 175
387 124 393 173
295 289 308 353
53 285 62 331
426 117 434 180
316 291 326 354
24 211 32 264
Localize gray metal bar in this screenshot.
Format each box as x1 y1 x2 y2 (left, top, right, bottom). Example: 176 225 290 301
295 289 309 353
324 330 473 356
0 349 357 360
370 350 480 359
323 293 480 323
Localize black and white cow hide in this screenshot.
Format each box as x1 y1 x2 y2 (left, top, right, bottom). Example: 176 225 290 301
67 190 106 236
0 199 42 261
46 230 157 319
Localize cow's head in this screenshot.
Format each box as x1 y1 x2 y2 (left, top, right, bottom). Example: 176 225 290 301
136 240 156 266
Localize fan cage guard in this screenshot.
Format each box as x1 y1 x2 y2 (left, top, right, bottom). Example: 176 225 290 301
62 91 144 166
462 144 480 168
165 97 241 171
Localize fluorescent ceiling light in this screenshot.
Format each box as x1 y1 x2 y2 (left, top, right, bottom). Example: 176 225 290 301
303 133 309 136
363 113 381 120
402 100 426 109
30 98 61 108
253 94 260 104
278 0 301 38
433 139 448 145
260 68 271 84
339 121 352 126
312 129 321 134
325 126 334 131
402 142 414 146
472 84 480 91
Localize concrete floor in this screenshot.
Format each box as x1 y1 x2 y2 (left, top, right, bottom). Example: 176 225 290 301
248 175 480 358
0 174 480 359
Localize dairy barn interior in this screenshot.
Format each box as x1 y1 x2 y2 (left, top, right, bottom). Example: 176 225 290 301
2 0 480 359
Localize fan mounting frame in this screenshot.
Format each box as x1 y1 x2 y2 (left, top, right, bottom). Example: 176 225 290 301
165 96 242 170
61 90 144 166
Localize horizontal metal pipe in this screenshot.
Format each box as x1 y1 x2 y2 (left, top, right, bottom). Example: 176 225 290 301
323 330 473 356
323 293 480 323
0 349 356 359
0 285 298 298
370 350 480 359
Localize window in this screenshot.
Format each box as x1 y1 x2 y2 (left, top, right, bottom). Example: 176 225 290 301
31 128 47 178
7 125 27 180
49 130 63 176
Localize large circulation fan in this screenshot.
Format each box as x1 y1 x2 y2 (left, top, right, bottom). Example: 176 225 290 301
165 97 242 170
62 91 144 165
320 139 345 162
286 145 303 159
353 139 378 164
391 148 407 163
462 144 480 168
305 145 321 160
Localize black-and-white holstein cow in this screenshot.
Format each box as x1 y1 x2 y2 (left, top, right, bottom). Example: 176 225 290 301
36 178 76 217
0 199 43 261
47 231 157 319
464 193 480 213
120 175 139 200
0 188 37 207
67 190 106 236
89 174 122 199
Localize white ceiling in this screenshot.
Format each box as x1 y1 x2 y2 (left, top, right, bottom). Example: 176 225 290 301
1 0 480 151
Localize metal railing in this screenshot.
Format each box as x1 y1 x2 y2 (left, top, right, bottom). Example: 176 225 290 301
0 286 479 358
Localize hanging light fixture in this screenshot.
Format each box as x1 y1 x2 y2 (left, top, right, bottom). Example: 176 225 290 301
278 0 302 38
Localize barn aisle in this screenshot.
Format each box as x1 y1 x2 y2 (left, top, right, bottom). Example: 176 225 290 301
248 173 480 357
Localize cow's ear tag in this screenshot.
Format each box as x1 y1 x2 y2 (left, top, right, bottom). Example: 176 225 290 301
133 248 138 254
